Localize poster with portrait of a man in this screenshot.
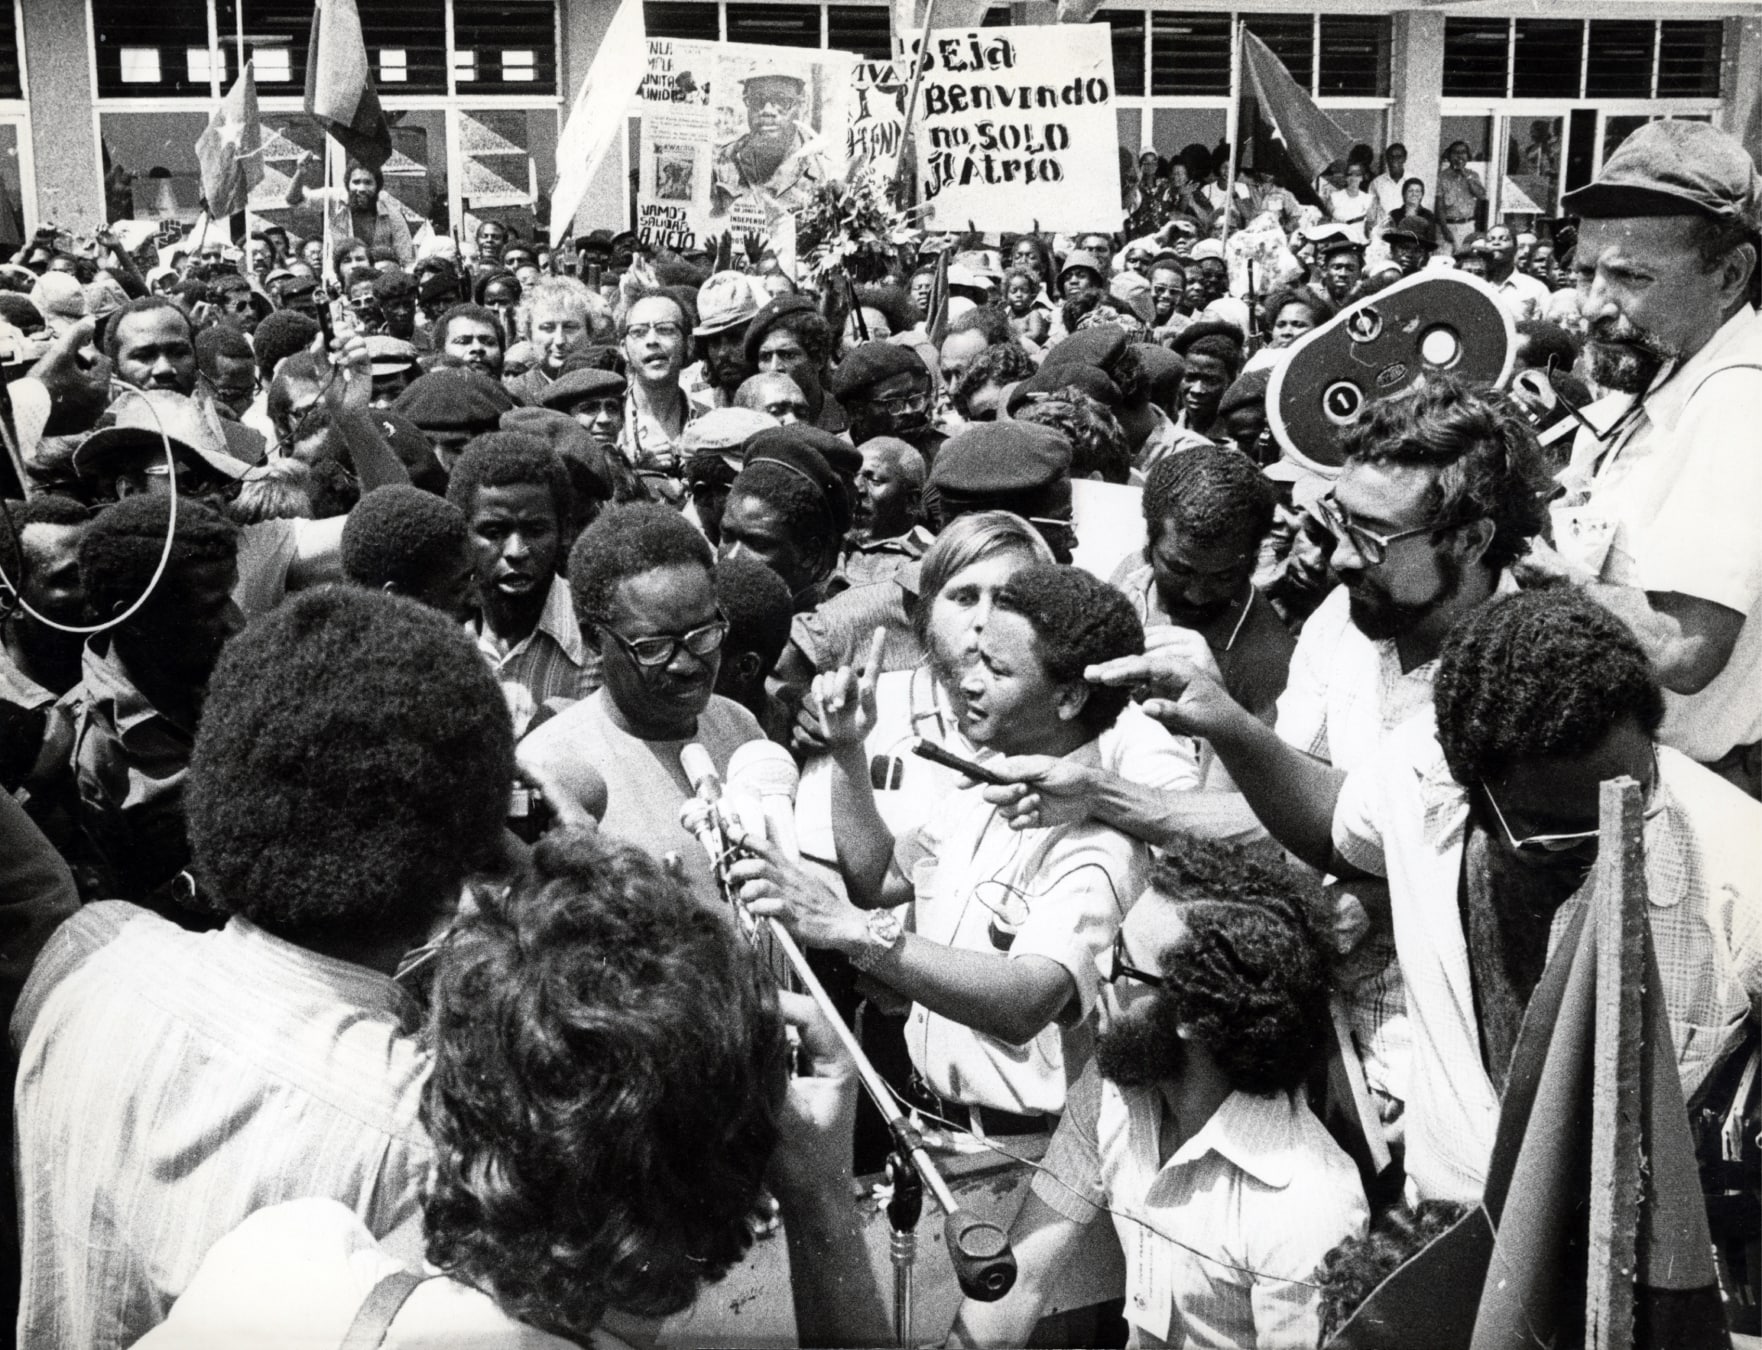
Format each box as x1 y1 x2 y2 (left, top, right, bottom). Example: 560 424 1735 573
708 49 851 237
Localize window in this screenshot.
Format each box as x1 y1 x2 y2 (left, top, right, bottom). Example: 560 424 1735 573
643 2 719 42
454 51 479 82
1657 21 1722 98
455 2 558 93
359 0 446 93
725 3 819 48
0 2 20 100
1512 20 1581 99
1099 10 1145 99
121 49 163 84
380 49 409 82
187 45 226 85
253 46 292 82
1585 21 1654 100
827 6 891 62
1151 12 1231 98
1242 14 1311 92
1442 19 1509 98
94 0 210 96
1318 16 1390 98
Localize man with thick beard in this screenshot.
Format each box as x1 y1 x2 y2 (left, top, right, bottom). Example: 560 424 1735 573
1529 120 1762 798
946 839 1367 1348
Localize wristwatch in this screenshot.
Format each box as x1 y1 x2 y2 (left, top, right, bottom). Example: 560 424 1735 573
849 908 905 971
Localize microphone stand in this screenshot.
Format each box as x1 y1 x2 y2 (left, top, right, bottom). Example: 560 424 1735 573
679 793 1017 1308
885 1150 923 1347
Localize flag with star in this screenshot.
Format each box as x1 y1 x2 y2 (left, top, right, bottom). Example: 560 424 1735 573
1237 27 1351 207
195 62 263 219
304 0 392 171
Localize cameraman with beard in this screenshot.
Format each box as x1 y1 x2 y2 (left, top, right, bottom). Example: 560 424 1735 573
1527 120 1762 799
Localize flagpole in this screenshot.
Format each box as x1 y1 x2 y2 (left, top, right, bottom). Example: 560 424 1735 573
1221 18 1241 257
891 0 942 206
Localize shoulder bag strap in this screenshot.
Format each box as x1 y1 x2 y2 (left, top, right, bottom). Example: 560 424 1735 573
339 1269 433 1350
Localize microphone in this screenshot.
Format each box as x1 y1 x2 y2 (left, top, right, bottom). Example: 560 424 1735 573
680 743 722 804
726 739 802 863
678 797 724 872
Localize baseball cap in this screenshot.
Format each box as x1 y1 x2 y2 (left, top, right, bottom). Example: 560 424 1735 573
1562 119 1761 224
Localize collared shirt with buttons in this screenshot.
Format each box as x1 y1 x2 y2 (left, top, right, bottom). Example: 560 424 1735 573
1034 1062 1368 1348
1332 717 1762 1203
470 574 598 738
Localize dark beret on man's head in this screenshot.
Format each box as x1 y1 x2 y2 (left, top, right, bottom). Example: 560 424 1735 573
342 484 469 594
826 341 927 402
187 586 514 944
931 421 1072 496
740 428 852 536
394 367 516 436
568 502 714 626
372 269 419 303
743 294 830 368
1169 319 1246 358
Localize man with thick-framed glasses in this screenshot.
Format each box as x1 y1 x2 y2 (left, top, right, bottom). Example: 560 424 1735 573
518 504 765 913
1524 119 1762 800
1100 586 1762 1207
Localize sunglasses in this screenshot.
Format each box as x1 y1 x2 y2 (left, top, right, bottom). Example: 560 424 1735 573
598 611 729 669
1481 749 1664 855
1108 930 1164 989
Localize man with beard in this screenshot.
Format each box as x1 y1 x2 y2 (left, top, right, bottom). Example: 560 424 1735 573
1534 120 1762 798
710 72 832 220
447 433 596 738
947 839 1367 1348
827 342 939 457
685 271 762 411
431 303 506 379
106 297 198 395
285 156 415 268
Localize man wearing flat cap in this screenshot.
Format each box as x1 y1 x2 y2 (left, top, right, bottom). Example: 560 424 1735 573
711 71 831 222
1529 120 1762 797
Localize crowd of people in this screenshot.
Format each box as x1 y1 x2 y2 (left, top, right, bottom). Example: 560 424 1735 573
0 108 1758 1349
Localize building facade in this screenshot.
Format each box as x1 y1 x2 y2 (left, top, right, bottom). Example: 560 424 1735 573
4 0 1759 245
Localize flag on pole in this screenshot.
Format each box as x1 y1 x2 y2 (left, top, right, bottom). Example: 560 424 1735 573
548 0 644 247
1236 28 1352 206
195 62 263 219
892 0 990 43
1054 0 1108 21
304 0 392 171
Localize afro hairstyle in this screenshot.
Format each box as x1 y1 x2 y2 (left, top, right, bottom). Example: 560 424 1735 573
991 563 1144 737
195 322 253 376
1316 1201 1470 1344
713 555 793 673
725 460 842 559
444 431 575 531
1434 587 1664 794
254 309 322 382
1140 443 1276 552
102 296 194 368
1338 376 1553 575
422 830 785 1339
76 494 239 622
567 502 713 627
852 282 916 336
186 586 514 943
342 485 469 595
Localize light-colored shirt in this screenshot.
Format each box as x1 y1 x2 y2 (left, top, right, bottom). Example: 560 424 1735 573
470 575 598 738
1435 167 1485 222
1034 1063 1368 1348
135 1199 608 1350
1368 172 1406 217
1331 719 1762 1202
306 186 416 268
892 739 1150 1117
1493 269 1551 322
1559 304 1762 762
1135 402 1216 474
13 904 430 1350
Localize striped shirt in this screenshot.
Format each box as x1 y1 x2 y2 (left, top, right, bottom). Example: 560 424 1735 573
12 903 431 1350
470 575 599 738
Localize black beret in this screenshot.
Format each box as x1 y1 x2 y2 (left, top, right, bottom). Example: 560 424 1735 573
750 421 861 486
1006 361 1122 414
1216 367 1271 420
931 422 1071 497
540 366 626 411
1041 324 1129 377
743 293 820 367
1133 343 1186 408
1169 319 1246 357
826 341 927 401
740 429 852 536
392 367 514 434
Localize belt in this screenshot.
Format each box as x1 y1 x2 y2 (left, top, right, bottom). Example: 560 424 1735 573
924 1092 1050 1137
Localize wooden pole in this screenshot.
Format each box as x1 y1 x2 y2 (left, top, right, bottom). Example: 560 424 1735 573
1585 775 1647 1349
891 0 943 206
1221 19 1242 256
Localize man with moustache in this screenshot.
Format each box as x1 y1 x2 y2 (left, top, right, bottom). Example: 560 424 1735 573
1530 120 1762 799
685 271 763 411
946 839 1367 1348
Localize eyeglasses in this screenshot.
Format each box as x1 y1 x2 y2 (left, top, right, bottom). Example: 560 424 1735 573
625 322 684 341
871 390 931 416
1542 364 1650 446
1311 492 1452 567
1108 930 1164 989
597 611 729 669
1482 750 1664 856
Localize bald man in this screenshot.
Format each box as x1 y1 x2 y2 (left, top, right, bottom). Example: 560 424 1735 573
843 435 931 587
735 371 811 425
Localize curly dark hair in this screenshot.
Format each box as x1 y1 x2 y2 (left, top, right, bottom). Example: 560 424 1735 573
422 830 785 1339
1315 1200 1469 1343
992 564 1143 735
1434 588 1664 793
854 282 916 335
195 322 252 376
948 304 1019 349
764 307 834 367
186 587 513 941
1338 376 1552 575
568 502 713 625
1147 838 1329 1094
714 555 793 672
1141 443 1276 552
726 461 840 557
102 296 193 368
77 494 239 621
6 491 89 533
444 431 575 530
953 342 1035 409
1183 334 1243 383
1014 390 1133 485
253 310 322 382
331 236 369 277
433 302 506 354
342 485 468 595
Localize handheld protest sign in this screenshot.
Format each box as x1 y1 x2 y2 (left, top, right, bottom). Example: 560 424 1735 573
1267 272 1514 475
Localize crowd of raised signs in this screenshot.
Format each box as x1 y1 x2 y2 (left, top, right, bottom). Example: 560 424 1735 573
0 111 1757 1350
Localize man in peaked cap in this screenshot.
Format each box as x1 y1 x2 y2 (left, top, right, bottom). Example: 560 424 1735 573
711 70 831 221
931 421 1076 564
1531 118 1762 796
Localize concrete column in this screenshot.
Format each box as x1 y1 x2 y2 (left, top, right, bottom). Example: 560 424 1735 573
19 0 102 232
1388 9 1442 203
1722 17 1762 169
559 0 629 234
